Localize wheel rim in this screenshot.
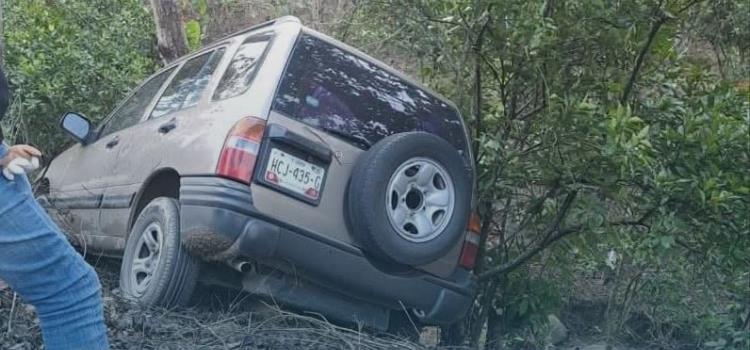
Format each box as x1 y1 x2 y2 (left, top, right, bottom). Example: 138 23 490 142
129 222 163 297
386 157 456 243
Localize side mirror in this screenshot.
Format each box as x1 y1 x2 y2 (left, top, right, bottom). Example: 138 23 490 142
60 112 93 144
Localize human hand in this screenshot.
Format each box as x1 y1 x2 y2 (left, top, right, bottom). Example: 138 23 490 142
1 145 41 180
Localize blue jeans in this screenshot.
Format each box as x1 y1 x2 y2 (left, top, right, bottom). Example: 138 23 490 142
0 145 109 349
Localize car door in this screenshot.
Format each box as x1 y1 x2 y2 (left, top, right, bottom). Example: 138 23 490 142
98 49 226 244
43 131 123 247
77 67 177 253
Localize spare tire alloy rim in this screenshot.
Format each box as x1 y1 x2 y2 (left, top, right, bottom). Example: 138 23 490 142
130 222 163 297
386 157 456 243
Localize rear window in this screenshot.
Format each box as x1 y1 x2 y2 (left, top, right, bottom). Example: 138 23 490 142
272 34 469 152
213 36 271 100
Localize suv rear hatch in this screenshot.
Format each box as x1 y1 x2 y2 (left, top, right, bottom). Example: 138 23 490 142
223 29 475 277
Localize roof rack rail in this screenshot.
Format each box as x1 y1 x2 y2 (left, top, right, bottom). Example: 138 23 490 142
212 16 301 44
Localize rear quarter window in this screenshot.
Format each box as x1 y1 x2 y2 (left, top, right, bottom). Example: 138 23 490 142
272 34 469 153
213 36 271 101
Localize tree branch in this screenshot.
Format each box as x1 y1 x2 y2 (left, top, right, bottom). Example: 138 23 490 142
620 9 673 104
478 225 581 281
472 199 497 275
471 7 492 159
478 190 579 281
609 207 656 230
676 0 706 14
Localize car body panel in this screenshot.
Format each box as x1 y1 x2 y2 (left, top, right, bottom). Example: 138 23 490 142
44 129 126 249
46 19 302 252
98 46 232 242
43 16 473 315
250 110 363 245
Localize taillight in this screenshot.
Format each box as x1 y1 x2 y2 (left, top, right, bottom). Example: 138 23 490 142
216 117 266 184
459 213 482 269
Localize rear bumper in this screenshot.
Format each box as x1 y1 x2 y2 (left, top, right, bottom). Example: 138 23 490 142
179 176 476 325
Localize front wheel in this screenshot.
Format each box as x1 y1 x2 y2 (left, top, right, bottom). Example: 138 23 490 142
119 197 199 308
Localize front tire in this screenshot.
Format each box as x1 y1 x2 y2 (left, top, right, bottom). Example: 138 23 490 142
119 197 199 308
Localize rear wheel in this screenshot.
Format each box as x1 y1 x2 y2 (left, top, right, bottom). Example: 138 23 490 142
119 197 199 308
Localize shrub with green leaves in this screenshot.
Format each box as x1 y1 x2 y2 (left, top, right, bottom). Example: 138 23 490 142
343 0 749 347
3 0 157 154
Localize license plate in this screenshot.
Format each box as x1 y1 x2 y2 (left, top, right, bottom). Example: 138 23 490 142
264 148 325 200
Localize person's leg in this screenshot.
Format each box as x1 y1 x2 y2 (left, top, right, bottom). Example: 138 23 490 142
0 170 109 349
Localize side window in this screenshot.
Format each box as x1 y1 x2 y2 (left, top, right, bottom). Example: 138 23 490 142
151 48 225 119
272 34 469 153
101 67 175 137
213 36 270 100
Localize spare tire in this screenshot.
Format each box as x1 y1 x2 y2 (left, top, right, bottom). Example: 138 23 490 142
348 132 472 266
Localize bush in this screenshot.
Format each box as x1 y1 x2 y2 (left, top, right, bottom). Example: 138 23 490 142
3 0 157 155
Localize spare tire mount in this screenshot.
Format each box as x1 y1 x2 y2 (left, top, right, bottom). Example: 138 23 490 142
386 157 455 243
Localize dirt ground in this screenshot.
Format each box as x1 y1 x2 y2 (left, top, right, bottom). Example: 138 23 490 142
0 258 443 350
0 257 642 350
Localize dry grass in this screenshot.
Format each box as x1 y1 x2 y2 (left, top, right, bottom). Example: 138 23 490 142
1 258 460 350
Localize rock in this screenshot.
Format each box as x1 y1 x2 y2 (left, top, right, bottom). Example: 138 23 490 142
546 314 569 345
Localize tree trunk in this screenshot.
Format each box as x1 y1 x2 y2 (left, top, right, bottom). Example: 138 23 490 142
485 310 506 350
149 0 188 64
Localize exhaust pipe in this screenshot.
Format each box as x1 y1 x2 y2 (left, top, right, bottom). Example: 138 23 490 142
229 259 253 274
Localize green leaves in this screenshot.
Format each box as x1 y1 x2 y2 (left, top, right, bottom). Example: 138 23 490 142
1 0 746 347
3 0 157 154
185 19 202 51
346 0 749 346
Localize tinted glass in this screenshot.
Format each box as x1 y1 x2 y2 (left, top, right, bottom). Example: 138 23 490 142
101 67 175 136
213 37 270 100
272 34 468 152
151 48 225 118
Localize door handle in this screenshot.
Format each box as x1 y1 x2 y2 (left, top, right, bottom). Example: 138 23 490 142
158 120 177 134
105 136 119 149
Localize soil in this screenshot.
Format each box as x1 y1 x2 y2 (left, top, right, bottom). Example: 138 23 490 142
0 258 447 350
0 257 646 349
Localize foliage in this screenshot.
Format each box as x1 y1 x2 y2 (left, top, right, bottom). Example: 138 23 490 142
343 0 749 347
2 0 157 154
682 0 750 80
1 0 747 348
185 19 202 51
183 0 208 51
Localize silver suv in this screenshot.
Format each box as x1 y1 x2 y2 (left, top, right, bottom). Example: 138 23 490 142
41 16 479 334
